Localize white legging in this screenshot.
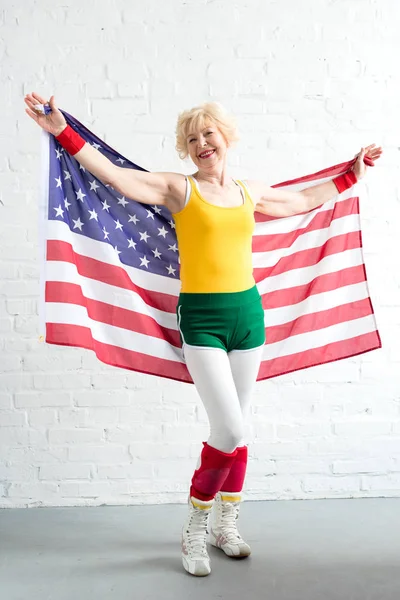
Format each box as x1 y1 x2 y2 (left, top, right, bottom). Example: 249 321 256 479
183 343 265 453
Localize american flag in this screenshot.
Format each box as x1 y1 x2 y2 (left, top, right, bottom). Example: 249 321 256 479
39 112 381 383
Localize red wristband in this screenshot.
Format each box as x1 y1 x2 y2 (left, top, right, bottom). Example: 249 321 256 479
55 124 86 155
333 170 357 194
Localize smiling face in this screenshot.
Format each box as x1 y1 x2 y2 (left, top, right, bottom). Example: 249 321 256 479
186 120 229 171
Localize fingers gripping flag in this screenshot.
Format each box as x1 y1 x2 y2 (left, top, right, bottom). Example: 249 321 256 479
39 111 381 383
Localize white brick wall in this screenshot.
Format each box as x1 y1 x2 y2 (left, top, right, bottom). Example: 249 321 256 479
1 0 399 507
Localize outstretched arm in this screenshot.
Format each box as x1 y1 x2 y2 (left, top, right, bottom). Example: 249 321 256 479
248 144 382 217
24 92 185 212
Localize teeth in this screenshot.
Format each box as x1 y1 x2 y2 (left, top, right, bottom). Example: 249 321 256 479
200 150 214 158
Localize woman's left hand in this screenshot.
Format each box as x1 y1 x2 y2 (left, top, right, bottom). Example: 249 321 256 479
353 144 383 180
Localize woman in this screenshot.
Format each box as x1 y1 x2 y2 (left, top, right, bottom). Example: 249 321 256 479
25 92 382 577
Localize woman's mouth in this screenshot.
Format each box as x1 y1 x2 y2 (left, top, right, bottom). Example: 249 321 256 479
198 149 216 159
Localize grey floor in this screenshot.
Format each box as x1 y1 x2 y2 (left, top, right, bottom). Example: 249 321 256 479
1 498 400 600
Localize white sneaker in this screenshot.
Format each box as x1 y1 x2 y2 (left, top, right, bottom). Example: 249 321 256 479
209 492 251 558
181 496 214 576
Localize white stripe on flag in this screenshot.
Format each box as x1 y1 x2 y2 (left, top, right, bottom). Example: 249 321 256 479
46 302 184 362
264 281 371 326
261 314 377 361
47 220 182 295
252 213 360 267
46 261 178 328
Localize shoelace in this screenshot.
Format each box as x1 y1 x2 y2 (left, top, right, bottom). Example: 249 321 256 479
218 501 243 542
186 509 210 558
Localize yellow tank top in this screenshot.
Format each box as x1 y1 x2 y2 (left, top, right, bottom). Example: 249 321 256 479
172 176 256 293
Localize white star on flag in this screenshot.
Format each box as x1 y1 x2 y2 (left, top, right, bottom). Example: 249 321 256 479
54 204 64 217
139 231 150 242
158 226 168 238
76 188 86 202
140 256 150 268
88 209 98 221
72 218 83 231
89 180 100 192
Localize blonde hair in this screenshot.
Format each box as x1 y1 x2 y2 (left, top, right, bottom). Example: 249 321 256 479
175 102 239 160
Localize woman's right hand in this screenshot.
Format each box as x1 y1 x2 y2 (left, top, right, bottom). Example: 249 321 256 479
24 92 67 137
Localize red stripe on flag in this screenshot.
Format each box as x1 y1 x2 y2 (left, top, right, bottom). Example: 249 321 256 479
257 331 381 380
253 231 362 281
253 197 359 252
46 323 191 383
45 281 181 347
261 265 368 309
46 240 178 313
265 298 375 344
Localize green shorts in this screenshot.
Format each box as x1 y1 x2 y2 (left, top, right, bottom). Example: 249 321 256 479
176 285 266 352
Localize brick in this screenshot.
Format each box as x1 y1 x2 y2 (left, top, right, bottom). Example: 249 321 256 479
27 409 58 428
23 353 82 371
15 392 71 408
105 424 162 444
0 393 12 409
58 481 111 498
332 459 395 475
0 410 26 427
361 475 400 491
276 422 332 440
0 463 38 481
0 318 12 333
6 298 37 316
119 406 177 423
33 373 91 390
275 460 331 475
90 373 127 389
0 355 22 372
49 429 105 445
14 315 39 335
0 263 19 279
333 421 393 438
0 374 33 392
74 391 130 407
7 482 59 500
96 463 153 480
4 447 68 464
0 428 47 448
68 445 130 463
39 464 92 481
302 475 361 493
251 441 309 459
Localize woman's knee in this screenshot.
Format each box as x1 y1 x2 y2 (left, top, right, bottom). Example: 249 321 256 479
209 423 245 454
